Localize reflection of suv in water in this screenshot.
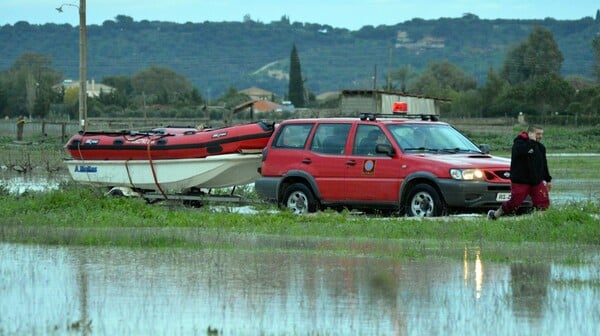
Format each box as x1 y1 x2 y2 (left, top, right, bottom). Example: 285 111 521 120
255 114 523 216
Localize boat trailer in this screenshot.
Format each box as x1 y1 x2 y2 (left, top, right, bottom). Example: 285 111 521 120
106 185 265 208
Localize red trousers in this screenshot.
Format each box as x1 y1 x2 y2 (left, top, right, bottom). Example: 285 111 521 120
502 181 550 214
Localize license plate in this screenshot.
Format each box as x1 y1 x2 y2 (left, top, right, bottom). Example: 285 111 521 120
496 193 511 201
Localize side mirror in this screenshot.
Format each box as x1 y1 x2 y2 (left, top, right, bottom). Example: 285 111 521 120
479 144 490 154
376 144 395 157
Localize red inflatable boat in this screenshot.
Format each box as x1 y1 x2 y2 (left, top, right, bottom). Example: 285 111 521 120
65 121 275 160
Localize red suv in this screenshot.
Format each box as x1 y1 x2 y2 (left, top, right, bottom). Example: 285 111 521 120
255 114 523 216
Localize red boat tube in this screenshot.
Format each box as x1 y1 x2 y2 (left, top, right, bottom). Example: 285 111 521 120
65 121 275 160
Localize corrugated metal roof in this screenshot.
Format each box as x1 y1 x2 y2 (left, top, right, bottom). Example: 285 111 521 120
341 89 451 102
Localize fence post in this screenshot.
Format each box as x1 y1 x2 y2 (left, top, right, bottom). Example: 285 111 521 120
16 116 25 141
42 120 47 136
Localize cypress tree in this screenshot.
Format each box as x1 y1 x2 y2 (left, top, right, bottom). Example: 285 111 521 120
288 44 305 107
593 35 600 83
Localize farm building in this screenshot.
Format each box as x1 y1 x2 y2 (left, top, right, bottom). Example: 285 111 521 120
340 89 450 116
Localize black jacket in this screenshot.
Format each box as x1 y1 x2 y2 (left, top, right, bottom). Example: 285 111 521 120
510 132 552 185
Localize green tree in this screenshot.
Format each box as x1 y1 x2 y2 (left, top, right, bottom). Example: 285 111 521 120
387 65 416 92
0 81 7 115
288 44 305 107
100 75 134 108
115 15 135 26
450 89 482 118
501 26 564 84
592 35 600 83
131 66 195 105
214 86 250 108
102 75 133 96
187 88 204 105
479 67 509 117
64 86 79 108
493 83 536 117
409 60 477 97
587 94 600 117
0 52 61 118
526 73 574 120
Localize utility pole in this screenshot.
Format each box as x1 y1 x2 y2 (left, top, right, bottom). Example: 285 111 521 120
57 0 87 131
79 0 87 131
387 47 393 91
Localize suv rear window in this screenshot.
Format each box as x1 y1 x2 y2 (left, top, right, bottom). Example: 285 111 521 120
310 123 351 155
272 123 313 149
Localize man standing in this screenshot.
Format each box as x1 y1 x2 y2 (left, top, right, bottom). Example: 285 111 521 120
488 125 552 219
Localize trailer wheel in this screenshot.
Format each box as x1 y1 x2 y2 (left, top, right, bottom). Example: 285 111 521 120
183 200 204 208
282 183 318 214
405 183 445 217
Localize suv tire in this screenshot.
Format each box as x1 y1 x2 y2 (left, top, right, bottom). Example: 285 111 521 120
282 183 318 214
405 183 445 217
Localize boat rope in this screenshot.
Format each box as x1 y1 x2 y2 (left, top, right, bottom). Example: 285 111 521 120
75 129 95 184
76 128 86 160
147 137 168 200
124 160 135 187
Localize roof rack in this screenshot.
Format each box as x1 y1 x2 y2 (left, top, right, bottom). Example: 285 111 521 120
359 113 439 121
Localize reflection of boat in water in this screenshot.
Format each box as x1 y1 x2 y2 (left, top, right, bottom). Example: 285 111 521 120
64 152 263 193
64 121 275 160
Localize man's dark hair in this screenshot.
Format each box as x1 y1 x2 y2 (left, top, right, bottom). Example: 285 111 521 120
527 125 543 133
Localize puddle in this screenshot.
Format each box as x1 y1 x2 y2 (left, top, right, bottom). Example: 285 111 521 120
0 175 66 194
1 243 598 335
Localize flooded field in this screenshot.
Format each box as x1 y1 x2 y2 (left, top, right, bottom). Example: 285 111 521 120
1 243 598 335
1 163 599 335
1 171 598 209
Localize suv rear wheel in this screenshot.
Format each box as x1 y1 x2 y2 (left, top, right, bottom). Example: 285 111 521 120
282 183 318 214
405 183 444 217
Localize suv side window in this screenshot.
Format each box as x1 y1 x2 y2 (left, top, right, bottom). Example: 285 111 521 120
310 123 351 155
272 123 313 149
353 124 389 156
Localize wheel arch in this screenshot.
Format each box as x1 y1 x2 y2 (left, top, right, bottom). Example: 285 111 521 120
277 170 321 204
399 173 447 213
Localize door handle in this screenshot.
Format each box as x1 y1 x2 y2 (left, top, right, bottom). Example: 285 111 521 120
346 160 357 166
301 158 312 164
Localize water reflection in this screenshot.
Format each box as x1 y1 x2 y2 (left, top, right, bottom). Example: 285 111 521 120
510 263 551 321
463 247 484 299
1 243 598 335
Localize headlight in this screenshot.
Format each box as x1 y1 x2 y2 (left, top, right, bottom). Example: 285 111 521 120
450 168 484 180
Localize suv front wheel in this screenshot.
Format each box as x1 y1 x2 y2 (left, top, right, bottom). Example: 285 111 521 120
282 183 318 214
405 183 445 217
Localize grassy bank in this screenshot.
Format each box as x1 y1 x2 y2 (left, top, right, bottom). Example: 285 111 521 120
1 184 598 262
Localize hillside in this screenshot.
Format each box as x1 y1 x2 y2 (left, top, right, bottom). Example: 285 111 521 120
1 13 600 98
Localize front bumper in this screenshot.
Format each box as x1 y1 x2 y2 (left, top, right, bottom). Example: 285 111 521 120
436 179 530 209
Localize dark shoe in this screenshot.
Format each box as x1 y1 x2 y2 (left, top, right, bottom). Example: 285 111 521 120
487 210 496 220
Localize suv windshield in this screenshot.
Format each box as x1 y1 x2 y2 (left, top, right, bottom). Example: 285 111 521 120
387 124 482 153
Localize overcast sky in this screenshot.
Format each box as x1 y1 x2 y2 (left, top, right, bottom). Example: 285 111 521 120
2 0 599 30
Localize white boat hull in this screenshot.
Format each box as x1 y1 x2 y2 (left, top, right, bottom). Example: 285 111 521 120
64 153 262 192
